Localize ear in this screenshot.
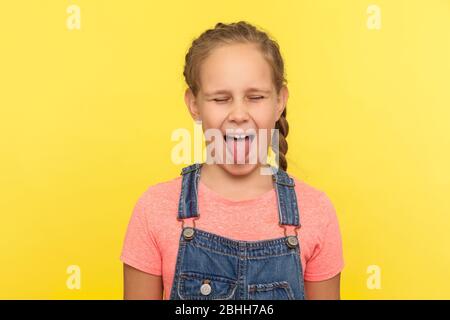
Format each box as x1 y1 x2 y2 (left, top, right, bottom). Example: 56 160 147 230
184 88 201 121
275 85 289 121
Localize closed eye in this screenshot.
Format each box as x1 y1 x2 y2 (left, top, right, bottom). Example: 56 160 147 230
213 98 230 103
249 96 265 100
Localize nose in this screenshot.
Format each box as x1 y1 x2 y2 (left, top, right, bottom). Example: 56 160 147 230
227 101 250 124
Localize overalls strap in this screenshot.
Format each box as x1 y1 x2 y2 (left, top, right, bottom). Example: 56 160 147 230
177 163 202 219
271 167 301 227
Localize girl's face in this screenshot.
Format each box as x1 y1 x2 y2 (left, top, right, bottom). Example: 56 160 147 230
185 42 288 176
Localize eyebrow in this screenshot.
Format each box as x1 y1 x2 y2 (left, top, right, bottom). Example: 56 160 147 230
203 88 272 97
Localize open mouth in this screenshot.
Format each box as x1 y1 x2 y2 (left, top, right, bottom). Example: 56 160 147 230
223 133 256 143
222 132 256 164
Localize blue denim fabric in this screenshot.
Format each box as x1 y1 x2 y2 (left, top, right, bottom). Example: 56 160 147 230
170 163 304 300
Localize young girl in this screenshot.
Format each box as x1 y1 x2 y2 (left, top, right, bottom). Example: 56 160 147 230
120 21 344 300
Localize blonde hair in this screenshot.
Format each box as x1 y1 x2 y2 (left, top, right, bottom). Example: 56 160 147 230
183 21 290 171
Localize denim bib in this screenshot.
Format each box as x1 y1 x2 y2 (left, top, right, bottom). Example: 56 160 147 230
169 162 305 300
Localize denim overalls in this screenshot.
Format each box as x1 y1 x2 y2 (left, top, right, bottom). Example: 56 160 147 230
169 162 305 300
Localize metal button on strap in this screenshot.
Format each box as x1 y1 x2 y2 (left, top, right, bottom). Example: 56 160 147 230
200 280 211 296
182 227 195 240
286 235 298 248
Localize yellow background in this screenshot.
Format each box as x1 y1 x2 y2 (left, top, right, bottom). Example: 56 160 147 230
1 0 449 299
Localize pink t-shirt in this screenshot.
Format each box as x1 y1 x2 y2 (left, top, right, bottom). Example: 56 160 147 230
120 174 344 300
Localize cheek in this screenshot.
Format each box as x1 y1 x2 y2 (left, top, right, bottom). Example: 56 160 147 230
199 104 226 128
250 103 277 129
201 114 223 131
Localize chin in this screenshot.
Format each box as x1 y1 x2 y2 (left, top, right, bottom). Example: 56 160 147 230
219 162 260 176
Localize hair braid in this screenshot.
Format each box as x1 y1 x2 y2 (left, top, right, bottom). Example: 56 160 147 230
275 108 289 171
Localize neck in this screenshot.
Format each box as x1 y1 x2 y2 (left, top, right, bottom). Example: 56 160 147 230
199 163 274 199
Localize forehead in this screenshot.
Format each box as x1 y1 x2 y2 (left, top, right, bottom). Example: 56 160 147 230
198 43 274 94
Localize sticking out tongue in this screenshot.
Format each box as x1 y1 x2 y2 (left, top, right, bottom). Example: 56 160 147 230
226 136 251 164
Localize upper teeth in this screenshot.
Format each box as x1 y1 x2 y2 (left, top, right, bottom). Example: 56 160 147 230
226 134 250 140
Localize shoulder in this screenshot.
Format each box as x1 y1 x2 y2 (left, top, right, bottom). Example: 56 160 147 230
289 174 338 228
131 176 182 222
139 176 182 201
